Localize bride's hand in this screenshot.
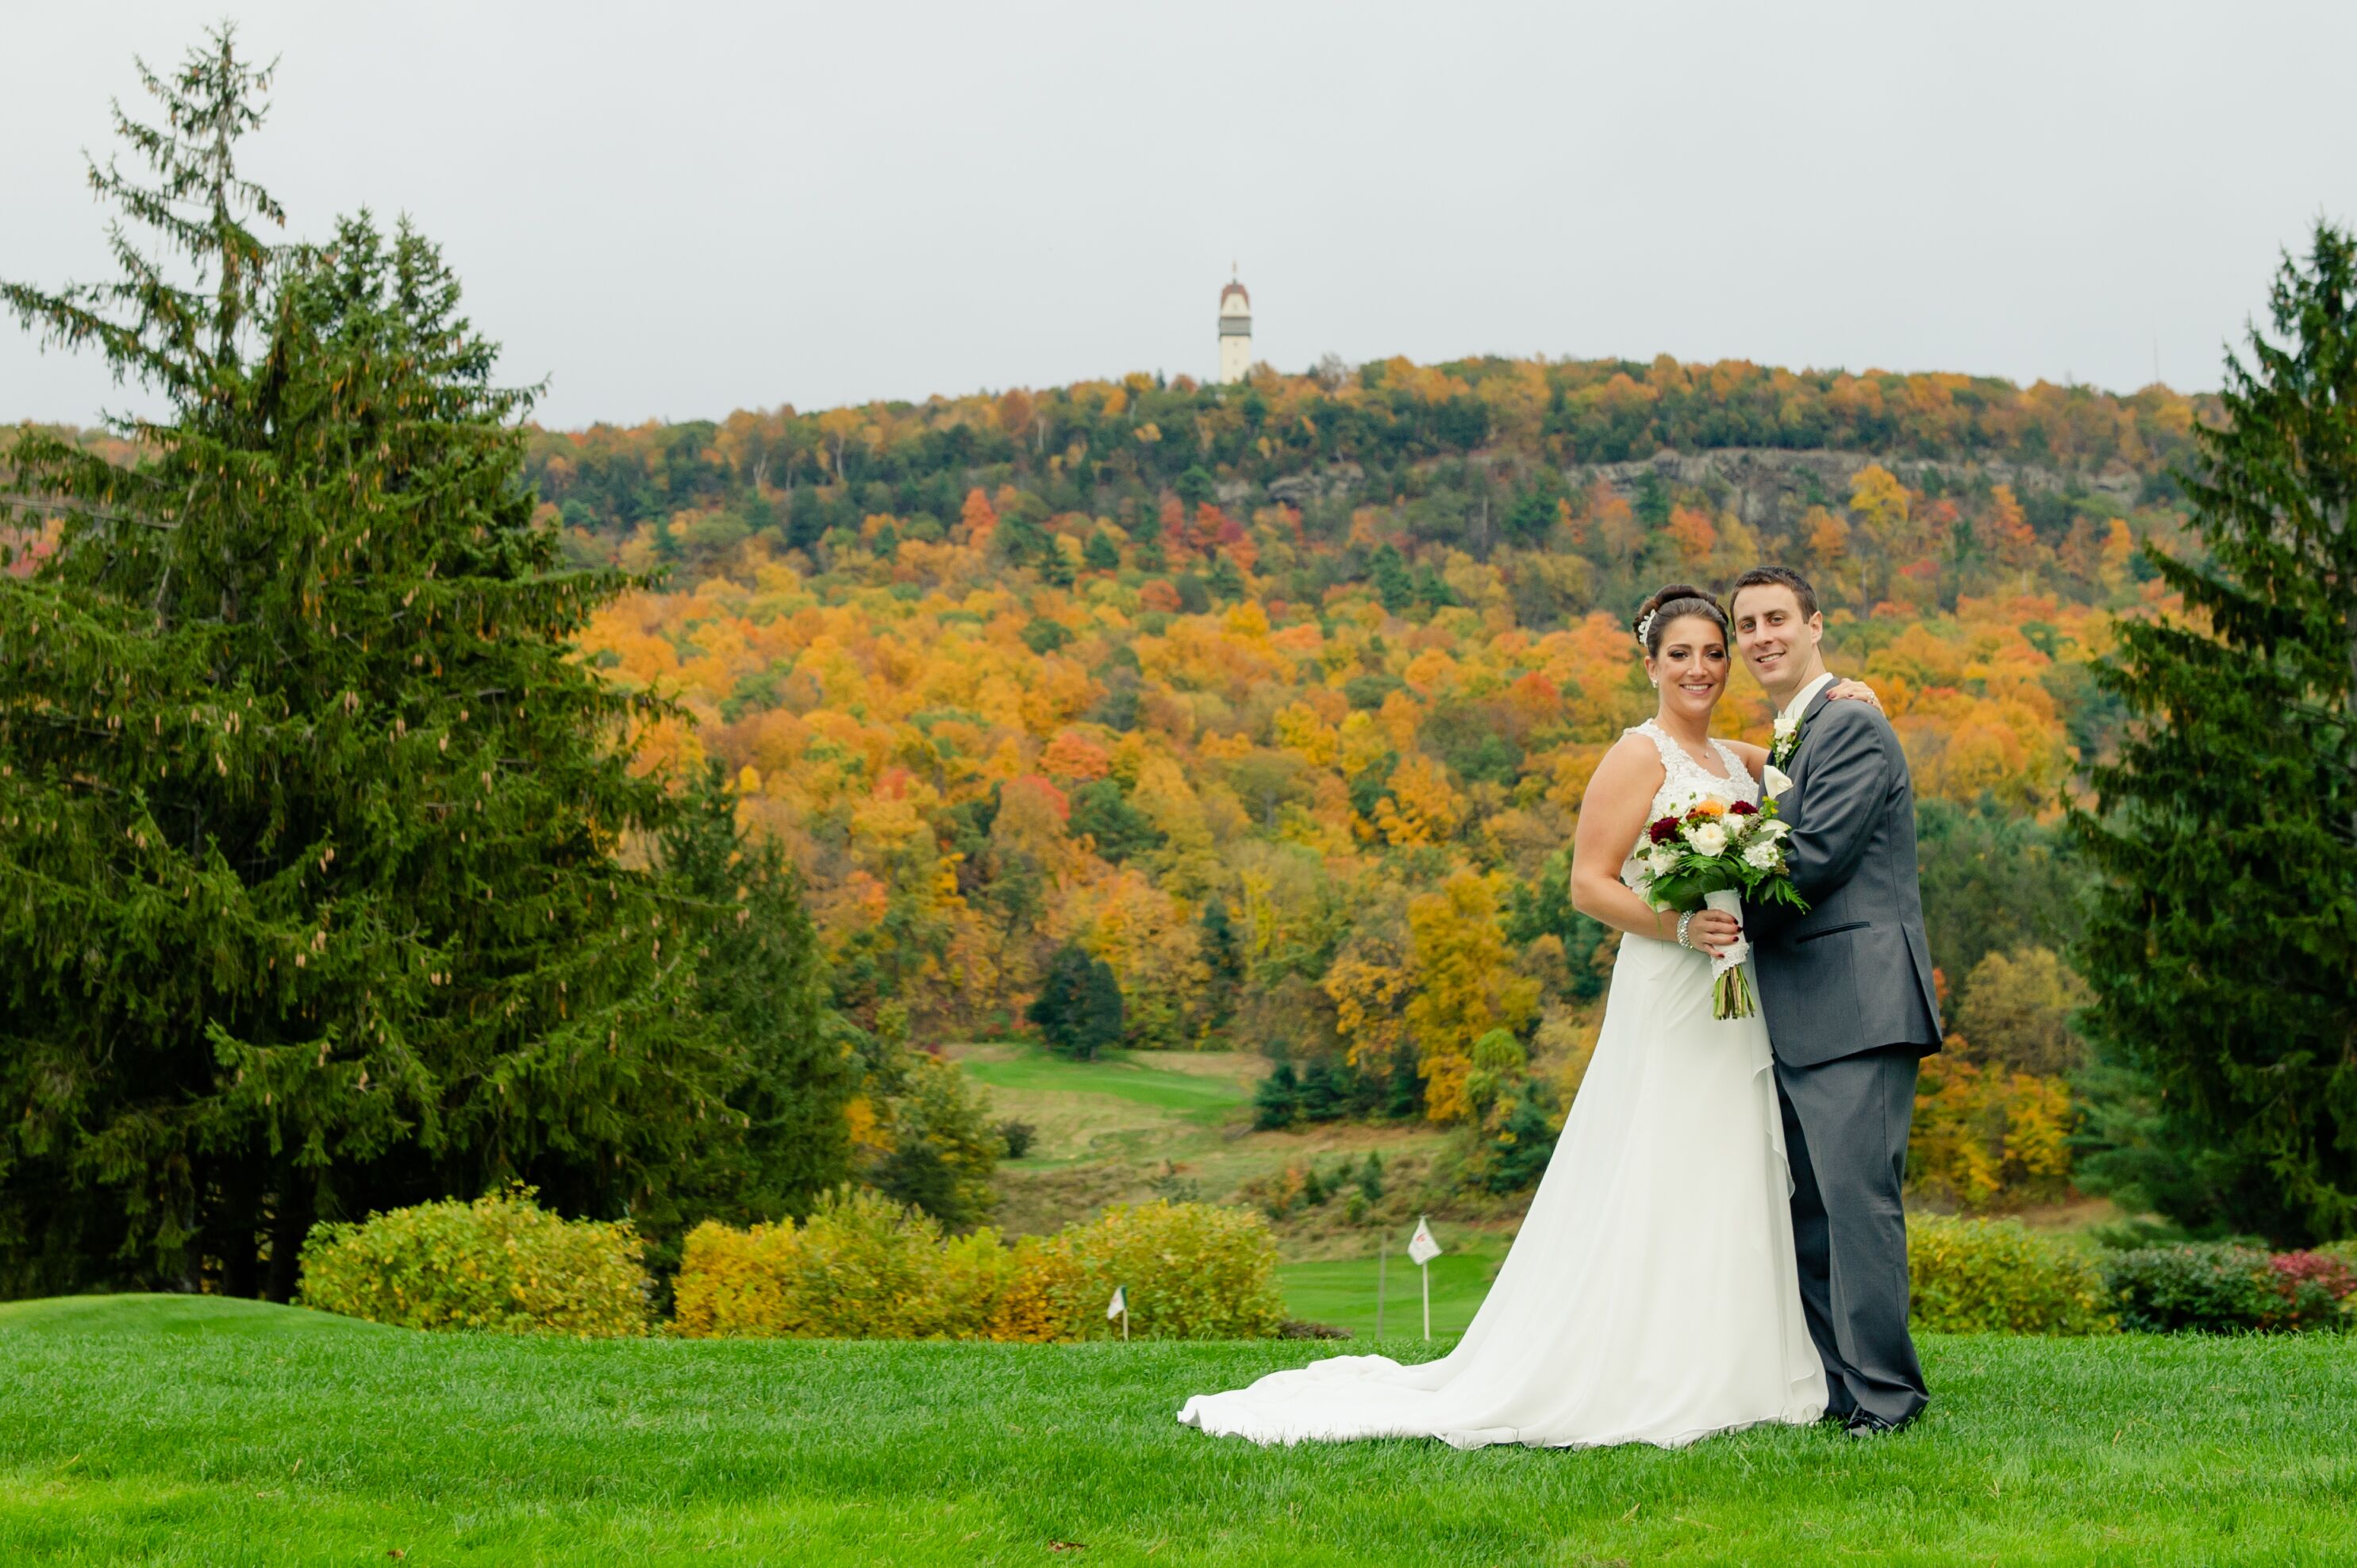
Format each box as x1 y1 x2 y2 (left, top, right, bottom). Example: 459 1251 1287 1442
1686 909 1743 956
1827 678 1882 712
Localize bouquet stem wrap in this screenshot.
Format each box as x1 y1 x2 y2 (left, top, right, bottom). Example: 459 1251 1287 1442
1703 888 1755 1020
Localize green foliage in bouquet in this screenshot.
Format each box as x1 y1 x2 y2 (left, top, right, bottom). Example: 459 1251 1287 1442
298 1187 651 1335
1906 1216 2116 1335
1636 798 1805 917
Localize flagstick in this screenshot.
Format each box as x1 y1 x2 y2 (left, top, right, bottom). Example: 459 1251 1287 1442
1375 1234 1389 1341
1421 1258 1431 1342
1122 1305 1129 1341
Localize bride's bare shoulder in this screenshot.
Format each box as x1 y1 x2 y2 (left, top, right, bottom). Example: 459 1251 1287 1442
1588 731 1667 794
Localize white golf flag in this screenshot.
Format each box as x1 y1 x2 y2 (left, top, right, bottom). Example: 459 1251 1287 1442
1407 1215 1440 1266
1106 1285 1127 1320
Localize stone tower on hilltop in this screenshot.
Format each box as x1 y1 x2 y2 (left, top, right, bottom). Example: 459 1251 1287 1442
1217 271 1252 385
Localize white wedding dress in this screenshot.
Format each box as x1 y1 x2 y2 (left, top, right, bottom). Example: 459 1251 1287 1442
1178 721 1827 1450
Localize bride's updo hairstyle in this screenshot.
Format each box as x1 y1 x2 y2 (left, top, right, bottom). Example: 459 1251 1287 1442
1632 582 1730 656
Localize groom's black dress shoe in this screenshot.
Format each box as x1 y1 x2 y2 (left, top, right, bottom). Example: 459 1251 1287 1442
1842 1412 1912 1439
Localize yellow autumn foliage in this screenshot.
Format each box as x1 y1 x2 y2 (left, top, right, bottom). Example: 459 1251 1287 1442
298 1186 652 1336
671 1191 1283 1341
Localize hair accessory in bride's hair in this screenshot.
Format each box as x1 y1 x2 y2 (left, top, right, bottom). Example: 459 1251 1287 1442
1634 609 1658 648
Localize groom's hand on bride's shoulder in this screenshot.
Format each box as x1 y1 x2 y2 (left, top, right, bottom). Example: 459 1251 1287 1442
1825 678 1883 713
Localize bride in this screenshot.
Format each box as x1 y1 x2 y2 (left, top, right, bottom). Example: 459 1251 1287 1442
1178 582 1878 1451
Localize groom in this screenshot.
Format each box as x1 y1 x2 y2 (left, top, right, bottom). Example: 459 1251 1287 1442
1728 565 1942 1437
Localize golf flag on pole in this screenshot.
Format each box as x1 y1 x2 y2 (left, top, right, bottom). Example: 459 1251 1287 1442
1407 1215 1440 1340
1107 1285 1129 1339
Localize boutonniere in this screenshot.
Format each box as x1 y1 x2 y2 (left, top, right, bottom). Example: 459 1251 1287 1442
1770 712 1802 769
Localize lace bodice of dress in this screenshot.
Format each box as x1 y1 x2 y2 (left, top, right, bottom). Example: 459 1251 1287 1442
1618 720 1759 894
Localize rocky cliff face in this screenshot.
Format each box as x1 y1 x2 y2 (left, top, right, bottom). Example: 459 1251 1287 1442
1249 446 2144 524
1575 446 2142 527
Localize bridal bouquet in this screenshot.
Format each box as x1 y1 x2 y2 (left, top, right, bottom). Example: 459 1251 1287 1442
1636 784 1808 1020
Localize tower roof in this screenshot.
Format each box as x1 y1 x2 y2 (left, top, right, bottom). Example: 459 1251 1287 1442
1221 279 1250 307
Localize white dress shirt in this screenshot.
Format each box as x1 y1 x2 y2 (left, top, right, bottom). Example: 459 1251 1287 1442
1777 670 1838 737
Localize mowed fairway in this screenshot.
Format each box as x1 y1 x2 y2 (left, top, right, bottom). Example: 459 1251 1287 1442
3 1297 2355 1566
1275 1236 1505 1339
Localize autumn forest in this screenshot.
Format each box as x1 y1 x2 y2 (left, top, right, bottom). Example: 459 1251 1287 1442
522 355 2197 1209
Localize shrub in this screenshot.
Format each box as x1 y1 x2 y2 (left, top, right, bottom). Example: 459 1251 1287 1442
1236 1162 1309 1220
2263 1251 2355 1332
1041 1200 1286 1340
298 1188 651 1335
669 1193 1283 1342
674 1186 1028 1340
2315 1239 2357 1270
1252 1062 1298 1130
1906 1215 2114 1335
670 1219 804 1338
990 1236 1087 1343
995 1119 1038 1160
2102 1243 2280 1332
2310 1241 2357 1326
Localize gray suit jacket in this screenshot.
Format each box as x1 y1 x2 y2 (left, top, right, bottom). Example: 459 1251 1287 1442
1747 682 1944 1069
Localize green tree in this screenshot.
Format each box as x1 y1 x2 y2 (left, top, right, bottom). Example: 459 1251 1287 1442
1199 896 1244 1036
1082 530 1121 572
660 763 853 1224
0 33 727 1297
1478 1082 1560 1193
845 1011 1001 1228
1501 484 1559 547
1028 942 1123 1060
2069 222 2357 1243
1068 778 1164 863
1914 800 2088 983
1370 545 1415 613
1252 1061 1300 1131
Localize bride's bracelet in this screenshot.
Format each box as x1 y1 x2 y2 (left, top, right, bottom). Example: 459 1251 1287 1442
1675 911 1696 951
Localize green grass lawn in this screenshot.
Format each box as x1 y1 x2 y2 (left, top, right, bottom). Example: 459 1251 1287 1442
958 1046 1251 1124
4 1296 2355 1565
1276 1235 1505 1339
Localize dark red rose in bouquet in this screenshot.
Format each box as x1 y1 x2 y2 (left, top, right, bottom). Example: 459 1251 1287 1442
1728 800 1758 817
1648 816 1681 844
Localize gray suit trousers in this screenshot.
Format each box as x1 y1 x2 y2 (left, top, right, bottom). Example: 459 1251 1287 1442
1775 1047 1928 1427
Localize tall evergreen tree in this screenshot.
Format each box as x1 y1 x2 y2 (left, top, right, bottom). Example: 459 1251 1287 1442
2071 222 2357 1243
0 29 732 1295
661 762 852 1221
1027 941 1122 1060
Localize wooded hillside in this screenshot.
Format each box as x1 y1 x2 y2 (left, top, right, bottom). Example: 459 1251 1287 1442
522 357 2186 1189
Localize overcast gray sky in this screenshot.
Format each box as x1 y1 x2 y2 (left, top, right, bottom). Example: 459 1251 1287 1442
6 2 2353 430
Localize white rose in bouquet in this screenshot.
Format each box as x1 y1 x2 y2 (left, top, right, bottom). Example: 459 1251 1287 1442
1689 821 1729 857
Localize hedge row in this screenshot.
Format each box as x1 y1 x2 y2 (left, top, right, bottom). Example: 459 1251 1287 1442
292 1191 2357 1341
1909 1218 2357 1335
671 1187 1286 1341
